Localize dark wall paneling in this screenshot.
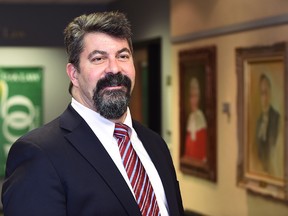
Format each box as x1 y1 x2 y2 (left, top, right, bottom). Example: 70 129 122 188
0 3 107 46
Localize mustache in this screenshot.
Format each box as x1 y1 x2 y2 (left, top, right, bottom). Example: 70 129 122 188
95 72 132 93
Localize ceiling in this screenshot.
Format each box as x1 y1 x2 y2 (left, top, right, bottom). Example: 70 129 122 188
0 0 115 4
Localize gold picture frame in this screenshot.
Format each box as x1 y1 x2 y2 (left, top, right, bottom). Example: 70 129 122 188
237 42 288 201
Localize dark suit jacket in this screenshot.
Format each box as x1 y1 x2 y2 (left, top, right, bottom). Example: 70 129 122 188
256 106 280 160
2 105 184 216
256 105 280 170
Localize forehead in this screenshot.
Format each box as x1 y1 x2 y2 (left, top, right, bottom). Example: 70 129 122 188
260 78 270 88
82 32 130 53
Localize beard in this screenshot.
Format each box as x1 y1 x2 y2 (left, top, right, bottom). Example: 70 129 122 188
92 72 132 120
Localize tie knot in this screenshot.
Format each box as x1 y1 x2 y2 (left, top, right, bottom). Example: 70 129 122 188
114 123 130 139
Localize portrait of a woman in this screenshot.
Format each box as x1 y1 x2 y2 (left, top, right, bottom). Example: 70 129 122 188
184 77 207 162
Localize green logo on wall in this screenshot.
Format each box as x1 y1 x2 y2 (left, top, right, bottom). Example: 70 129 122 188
0 67 43 177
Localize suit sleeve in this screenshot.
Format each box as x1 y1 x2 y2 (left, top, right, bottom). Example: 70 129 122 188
2 140 66 216
159 137 185 216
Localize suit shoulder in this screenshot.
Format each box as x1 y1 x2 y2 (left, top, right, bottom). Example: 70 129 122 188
132 120 163 140
271 106 280 116
132 120 170 155
16 116 65 150
21 116 61 138
269 106 280 123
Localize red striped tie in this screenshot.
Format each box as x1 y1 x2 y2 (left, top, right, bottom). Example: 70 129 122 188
114 123 160 216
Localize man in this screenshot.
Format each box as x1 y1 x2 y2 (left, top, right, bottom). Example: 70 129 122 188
1 12 184 216
256 73 280 173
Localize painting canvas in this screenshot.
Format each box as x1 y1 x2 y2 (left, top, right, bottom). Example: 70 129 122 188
237 43 288 200
179 46 217 182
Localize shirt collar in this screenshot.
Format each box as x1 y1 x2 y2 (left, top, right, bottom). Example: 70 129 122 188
71 98 133 136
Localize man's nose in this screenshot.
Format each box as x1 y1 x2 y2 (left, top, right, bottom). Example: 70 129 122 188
104 58 120 74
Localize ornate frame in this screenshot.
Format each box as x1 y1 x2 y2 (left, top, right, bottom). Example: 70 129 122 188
237 42 288 201
179 46 217 182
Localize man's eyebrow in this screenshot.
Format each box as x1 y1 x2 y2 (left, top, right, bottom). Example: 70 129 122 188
116 48 131 55
88 48 131 60
88 50 107 60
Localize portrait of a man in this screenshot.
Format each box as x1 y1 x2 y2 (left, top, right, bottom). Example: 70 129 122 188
246 61 284 179
237 44 287 200
256 74 280 174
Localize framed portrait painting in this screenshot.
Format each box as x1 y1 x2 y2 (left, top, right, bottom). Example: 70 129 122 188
237 42 288 201
179 46 217 182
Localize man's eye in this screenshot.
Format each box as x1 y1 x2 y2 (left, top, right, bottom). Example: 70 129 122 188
91 56 105 64
118 54 130 61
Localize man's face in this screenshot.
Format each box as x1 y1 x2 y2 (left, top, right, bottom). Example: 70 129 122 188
71 32 135 119
260 79 271 112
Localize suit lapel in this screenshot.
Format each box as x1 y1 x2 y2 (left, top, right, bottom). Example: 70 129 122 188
60 106 141 216
133 121 181 216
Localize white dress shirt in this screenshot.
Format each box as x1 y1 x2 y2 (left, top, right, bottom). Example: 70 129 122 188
71 98 169 216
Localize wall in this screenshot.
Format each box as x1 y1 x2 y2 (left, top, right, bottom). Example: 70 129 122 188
171 0 288 215
171 0 288 37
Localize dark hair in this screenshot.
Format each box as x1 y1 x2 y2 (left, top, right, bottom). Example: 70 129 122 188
64 11 133 94
259 73 271 89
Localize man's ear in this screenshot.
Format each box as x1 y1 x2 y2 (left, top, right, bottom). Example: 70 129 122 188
66 63 79 88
